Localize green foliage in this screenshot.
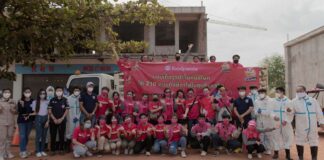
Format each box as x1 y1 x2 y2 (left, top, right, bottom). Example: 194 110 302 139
0 0 174 80
260 54 285 90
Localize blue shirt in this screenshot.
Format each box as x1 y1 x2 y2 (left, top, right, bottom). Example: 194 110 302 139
79 92 98 113
48 97 69 121
233 96 253 120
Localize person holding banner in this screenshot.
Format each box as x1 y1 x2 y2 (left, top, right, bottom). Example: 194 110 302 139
160 88 174 124
167 114 188 158
149 94 163 125
200 87 218 125
174 90 186 125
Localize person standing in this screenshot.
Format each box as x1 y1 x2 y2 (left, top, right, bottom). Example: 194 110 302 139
200 87 218 125
66 87 81 153
233 86 254 128
231 54 244 68
17 88 34 158
31 89 50 157
0 88 16 160
271 87 294 160
96 87 112 119
191 114 212 156
288 85 324 160
254 88 276 155
160 88 174 124
80 82 98 127
174 90 186 125
216 86 234 122
48 87 69 155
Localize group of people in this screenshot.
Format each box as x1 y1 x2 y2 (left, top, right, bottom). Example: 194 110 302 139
0 81 324 160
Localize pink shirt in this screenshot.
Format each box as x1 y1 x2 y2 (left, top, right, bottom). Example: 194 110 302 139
191 122 211 134
215 123 236 141
185 98 200 120
122 122 137 140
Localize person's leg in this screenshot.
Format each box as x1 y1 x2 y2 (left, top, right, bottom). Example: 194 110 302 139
18 123 27 153
110 142 117 153
256 144 265 153
49 122 58 152
144 136 153 152
201 136 210 152
5 125 15 157
0 125 6 158
212 133 223 149
128 140 136 150
134 141 144 154
152 140 161 153
310 146 318 160
41 116 48 153
98 136 106 151
179 137 187 151
169 141 178 155
246 144 255 154
285 149 292 160
296 145 304 160
73 145 87 157
159 140 168 154
104 141 111 153
25 122 33 147
58 121 66 152
35 116 42 153
116 140 122 154
85 140 97 151
227 140 241 151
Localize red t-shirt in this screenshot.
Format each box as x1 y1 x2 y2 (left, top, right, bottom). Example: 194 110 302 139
72 126 91 144
200 96 215 121
117 59 132 72
113 99 123 115
109 124 123 141
163 98 174 121
96 96 112 118
155 124 166 140
95 124 111 138
149 101 162 119
136 123 153 142
122 122 137 140
168 124 182 142
175 98 186 120
123 100 135 117
186 98 200 120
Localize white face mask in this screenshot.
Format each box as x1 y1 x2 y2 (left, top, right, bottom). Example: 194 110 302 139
239 91 246 97
259 93 266 99
251 90 258 95
84 122 91 129
296 92 307 99
56 91 63 97
275 93 283 98
87 87 94 92
24 93 31 98
47 91 54 97
40 95 46 99
74 91 80 96
3 93 11 99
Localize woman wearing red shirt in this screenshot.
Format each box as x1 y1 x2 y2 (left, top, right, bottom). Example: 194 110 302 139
111 92 123 123
134 114 154 156
175 90 186 125
152 115 168 154
108 116 123 155
148 94 163 125
96 87 112 119
122 91 137 119
167 115 187 158
136 94 149 123
160 88 174 124
96 116 111 153
200 87 218 125
72 119 96 158
121 115 137 155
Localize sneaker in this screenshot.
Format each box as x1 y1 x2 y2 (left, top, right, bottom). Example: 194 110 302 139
73 151 80 158
272 154 279 160
5 152 15 159
116 150 120 155
265 150 272 155
36 152 42 158
86 151 93 157
201 151 207 156
112 150 116 155
20 152 28 159
213 151 220 156
234 148 242 153
258 153 263 159
124 148 129 155
181 151 187 158
248 154 253 159
145 152 151 156
41 152 48 156
129 149 134 155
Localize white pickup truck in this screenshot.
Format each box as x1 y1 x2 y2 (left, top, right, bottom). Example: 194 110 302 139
66 73 124 97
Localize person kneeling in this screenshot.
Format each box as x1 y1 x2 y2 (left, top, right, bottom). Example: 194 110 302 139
96 116 111 154
108 116 123 155
212 113 241 155
191 114 212 156
134 114 154 156
243 120 266 159
72 119 97 158
152 115 168 154
121 115 137 155
167 114 187 158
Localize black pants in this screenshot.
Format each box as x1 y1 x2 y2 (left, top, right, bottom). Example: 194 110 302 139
246 144 265 154
212 134 241 150
198 136 210 152
50 121 66 152
134 136 153 154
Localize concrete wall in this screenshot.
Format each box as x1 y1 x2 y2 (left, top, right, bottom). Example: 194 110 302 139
285 28 324 106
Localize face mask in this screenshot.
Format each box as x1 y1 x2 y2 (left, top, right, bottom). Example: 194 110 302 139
251 90 258 95
203 91 209 96
3 93 11 99
87 87 94 92
233 60 239 64
198 119 205 125
296 92 307 99
47 91 54 97
171 119 177 124
24 93 31 98
84 122 91 129
102 91 108 96
74 91 80 96
248 125 255 130
175 56 180 61
40 95 46 99
153 98 158 102
223 119 229 125
178 94 183 98
259 93 266 99
239 91 246 97
275 93 282 98
141 118 148 124
125 118 131 124
99 120 106 126
111 120 118 124
158 118 164 124
56 91 63 97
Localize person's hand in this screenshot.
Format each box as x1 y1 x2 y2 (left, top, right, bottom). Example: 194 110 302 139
287 107 292 113
19 100 24 106
274 116 280 121
57 118 63 124
257 108 262 114
24 115 30 121
133 112 138 116
0 106 3 113
239 116 244 123
256 141 261 145
282 121 287 126
45 121 49 128
320 124 324 129
53 119 59 124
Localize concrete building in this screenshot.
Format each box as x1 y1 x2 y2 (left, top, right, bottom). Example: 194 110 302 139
284 26 324 106
0 6 207 100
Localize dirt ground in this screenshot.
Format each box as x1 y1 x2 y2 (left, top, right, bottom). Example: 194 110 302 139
8 131 324 160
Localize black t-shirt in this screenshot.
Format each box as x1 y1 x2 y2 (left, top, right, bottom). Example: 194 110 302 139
48 97 69 121
79 92 98 113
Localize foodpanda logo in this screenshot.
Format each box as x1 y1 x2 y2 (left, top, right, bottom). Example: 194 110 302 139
164 65 171 71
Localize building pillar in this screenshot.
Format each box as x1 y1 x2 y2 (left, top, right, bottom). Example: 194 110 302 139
175 20 180 53
198 14 207 58
144 25 155 55
13 74 22 101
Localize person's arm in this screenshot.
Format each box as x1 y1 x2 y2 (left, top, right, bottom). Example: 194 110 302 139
59 100 70 122
29 100 37 116
79 95 89 116
91 97 99 116
190 125 197 137
242 99 253 118
182 44 194 62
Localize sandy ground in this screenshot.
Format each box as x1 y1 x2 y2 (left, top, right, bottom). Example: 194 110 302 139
7 130 324 160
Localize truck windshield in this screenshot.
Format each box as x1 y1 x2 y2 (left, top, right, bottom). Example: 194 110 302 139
69 77 99 95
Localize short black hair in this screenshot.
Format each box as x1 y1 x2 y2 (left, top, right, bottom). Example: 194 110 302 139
275 87 285 94
209 55 216 60
198 114 206 119
249 85 258 90
193 56 199 59
216 84 224 89
222 112 231 119
258 88 267 93
55 86 63 90
101 87 109 92
232 54 240 59
237 86 246 90
2 88 11 92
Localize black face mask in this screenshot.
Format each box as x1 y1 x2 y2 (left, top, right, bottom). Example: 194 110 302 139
175 56 180 61
233 60 239 64
153 98 159 102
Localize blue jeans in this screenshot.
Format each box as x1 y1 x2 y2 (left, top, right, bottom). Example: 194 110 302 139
152 139 168 153
35 115 48 153
80 112 96 127
169 137 187 155
18 122 33 152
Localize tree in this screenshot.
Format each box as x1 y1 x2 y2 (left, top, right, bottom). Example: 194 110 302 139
0 0 174 80
260 54 285 89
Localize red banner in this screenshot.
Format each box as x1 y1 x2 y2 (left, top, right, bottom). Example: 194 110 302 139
123 62 260 98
